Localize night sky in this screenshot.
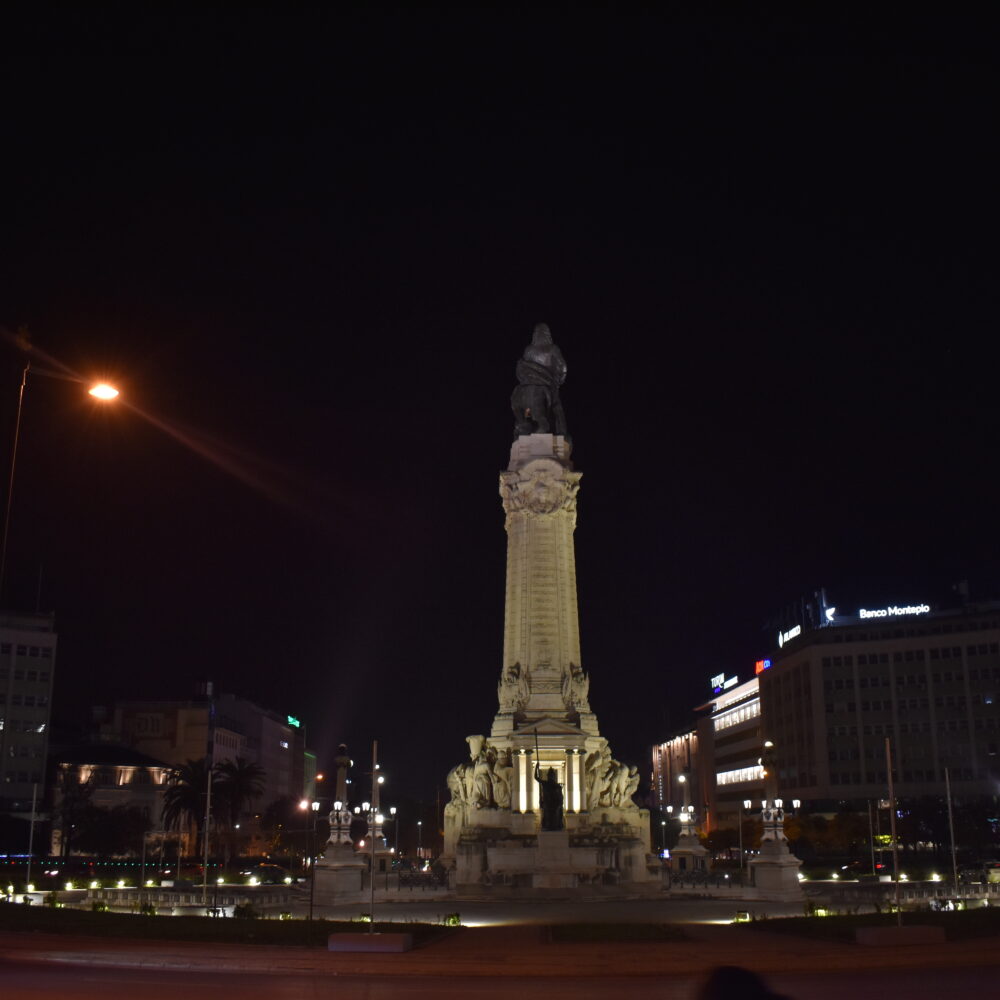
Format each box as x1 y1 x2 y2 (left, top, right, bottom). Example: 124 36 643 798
1 11 996 804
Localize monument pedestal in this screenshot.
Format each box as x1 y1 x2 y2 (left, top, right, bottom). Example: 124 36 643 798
313 843 367 904
532 830 575 888
747 839 803 901
670 831 710 873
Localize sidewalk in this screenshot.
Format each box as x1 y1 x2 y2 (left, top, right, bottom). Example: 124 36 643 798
3 921 1000 979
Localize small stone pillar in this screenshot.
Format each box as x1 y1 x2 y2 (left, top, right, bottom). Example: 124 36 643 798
670 770 709 872
746 741 803 901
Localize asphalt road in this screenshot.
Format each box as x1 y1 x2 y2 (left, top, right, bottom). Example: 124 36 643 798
2 962 997 1000
314 896 807 925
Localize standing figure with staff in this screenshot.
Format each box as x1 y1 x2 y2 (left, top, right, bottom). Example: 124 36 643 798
533 731 564 831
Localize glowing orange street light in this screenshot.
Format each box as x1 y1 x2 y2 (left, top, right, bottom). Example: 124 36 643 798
1 363 121 601
88 382 120 400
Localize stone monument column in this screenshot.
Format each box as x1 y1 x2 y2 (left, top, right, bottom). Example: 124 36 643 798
442 324 653 888
495 436 586 731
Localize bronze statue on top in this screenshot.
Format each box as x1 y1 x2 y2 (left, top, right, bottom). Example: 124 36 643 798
511 322 568 438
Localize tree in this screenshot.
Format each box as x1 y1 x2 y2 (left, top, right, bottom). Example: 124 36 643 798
214 757 266 866
53 765 96 857
73 805 151 856
214 757 266 829
162 758 219 847
259 795 311 860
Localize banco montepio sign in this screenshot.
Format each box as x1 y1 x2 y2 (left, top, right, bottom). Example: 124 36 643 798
858 603 931 620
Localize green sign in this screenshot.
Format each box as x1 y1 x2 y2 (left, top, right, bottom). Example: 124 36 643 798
287 715 301 728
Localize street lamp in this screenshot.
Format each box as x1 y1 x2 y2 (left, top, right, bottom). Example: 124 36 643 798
390 806 398 856
417 820 423 860
298 797 324 925
739 799 752 877
1 359 120 598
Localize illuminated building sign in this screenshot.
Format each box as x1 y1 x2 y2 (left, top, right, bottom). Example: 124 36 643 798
859 604 930 620
287 715 301 728
755 658 772 675
711 672 738 693
777 625 801 647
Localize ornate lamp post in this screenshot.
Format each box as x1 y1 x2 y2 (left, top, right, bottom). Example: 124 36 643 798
748 740 803 898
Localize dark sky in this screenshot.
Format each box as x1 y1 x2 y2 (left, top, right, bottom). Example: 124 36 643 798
1 10 996 803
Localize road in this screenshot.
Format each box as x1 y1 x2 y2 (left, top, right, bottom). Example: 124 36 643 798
313 895 807 925
2 962 997 999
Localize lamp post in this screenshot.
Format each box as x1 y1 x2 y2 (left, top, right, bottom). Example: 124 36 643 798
660 818 666 855
333 799 344 845
944 766 959 897
417 820 423 860
298 796 328 926
390 806 398 857
140 828 148 908
740 799 752 877
25 782 37 893
1 359 119 599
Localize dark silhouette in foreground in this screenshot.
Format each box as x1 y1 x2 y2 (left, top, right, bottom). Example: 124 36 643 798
697 965 791 1000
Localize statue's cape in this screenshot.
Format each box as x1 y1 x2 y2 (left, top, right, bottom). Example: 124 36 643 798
516 357 560 390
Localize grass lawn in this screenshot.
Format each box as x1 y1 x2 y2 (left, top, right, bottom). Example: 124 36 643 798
0 902 455 947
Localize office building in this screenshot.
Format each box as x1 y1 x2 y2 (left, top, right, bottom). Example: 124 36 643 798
105 691 311 812
653 675 765 833
0 612 57 816
763 599 1000 803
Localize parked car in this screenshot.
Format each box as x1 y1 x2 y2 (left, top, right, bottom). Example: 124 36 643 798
238 863 291 884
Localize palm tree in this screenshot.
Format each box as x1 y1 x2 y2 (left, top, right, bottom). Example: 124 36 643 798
214 757 266 829
54 764 96 857
214 757 266 868
162 758 219 848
